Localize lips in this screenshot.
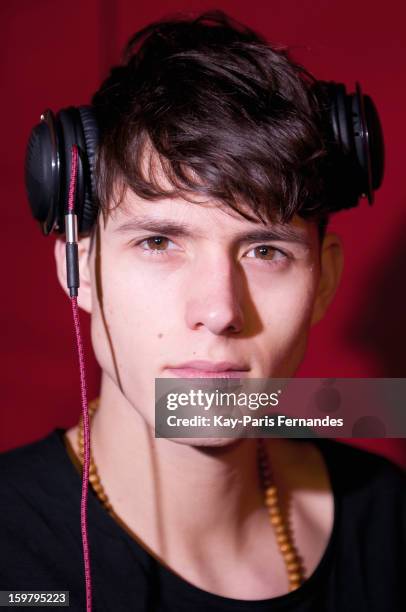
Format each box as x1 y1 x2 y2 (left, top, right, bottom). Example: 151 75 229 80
166 360 250 379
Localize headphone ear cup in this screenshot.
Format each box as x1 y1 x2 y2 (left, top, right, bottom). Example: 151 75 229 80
332 82 365 207
351 84 384 200
25 110 61 235
312 80 385 210
77 106 99 234
334 84 352 153
26 106 100 236
311 81 362 211
364 95 385 191
58 108 87 231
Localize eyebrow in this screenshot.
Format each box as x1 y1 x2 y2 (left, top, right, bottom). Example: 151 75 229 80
112 217 311 248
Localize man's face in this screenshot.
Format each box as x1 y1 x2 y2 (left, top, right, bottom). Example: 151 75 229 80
85 189 323 433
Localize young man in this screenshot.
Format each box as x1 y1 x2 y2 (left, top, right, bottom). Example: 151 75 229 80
1 11 405 612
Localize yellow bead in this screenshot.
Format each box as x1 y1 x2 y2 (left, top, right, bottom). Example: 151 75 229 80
276 533 289 545
286 561 301 572
279 542 293 553
288 572 302 583
265 490 278 501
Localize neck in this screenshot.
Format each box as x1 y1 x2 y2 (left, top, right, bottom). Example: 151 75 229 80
74 374 294 562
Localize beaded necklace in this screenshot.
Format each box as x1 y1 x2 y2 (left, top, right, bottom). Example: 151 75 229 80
78 397 305 592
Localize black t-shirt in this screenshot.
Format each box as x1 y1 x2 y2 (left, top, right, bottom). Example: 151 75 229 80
0 429 405 612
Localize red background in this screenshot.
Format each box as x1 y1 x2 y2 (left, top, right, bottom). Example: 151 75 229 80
1 0 405 467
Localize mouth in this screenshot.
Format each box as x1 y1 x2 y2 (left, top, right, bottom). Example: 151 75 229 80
165 360 250 379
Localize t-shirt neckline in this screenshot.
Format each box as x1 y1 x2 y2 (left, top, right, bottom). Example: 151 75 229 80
54 429 341 609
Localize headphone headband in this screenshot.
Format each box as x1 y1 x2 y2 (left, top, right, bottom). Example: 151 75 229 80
25 81 385 235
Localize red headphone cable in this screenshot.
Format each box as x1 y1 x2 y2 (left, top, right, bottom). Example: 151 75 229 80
65 144 93 612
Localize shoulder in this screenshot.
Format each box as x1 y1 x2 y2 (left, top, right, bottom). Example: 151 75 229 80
0 430 62 479
312 439 406 541
313 438 406 491
265 437 406 499
0 428 79 543
0 431 87 590
287 438 405 530
0 429 71 515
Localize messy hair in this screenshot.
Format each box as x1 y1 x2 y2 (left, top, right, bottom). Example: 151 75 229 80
91 10 334 242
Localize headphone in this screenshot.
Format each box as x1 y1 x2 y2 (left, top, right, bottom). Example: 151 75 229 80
25 81 385 236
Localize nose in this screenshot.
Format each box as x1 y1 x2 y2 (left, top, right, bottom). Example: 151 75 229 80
184 256 245 335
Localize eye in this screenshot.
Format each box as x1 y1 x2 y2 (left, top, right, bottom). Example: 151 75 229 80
245 245 287 263
137 236 176 254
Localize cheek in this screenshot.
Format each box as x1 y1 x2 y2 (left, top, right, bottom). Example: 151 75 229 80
253 270 318 373
272 287 315 330
89 263 174 376
256 268 317 328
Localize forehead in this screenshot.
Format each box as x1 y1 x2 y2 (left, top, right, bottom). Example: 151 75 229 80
102 188 317 248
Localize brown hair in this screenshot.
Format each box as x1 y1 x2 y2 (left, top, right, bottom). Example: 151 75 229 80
92 10 332 241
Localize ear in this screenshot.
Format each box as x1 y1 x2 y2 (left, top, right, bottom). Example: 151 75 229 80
54 236 92 313
310 232 344 326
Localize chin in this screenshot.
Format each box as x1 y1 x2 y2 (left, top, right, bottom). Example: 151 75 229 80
165 436 245 449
